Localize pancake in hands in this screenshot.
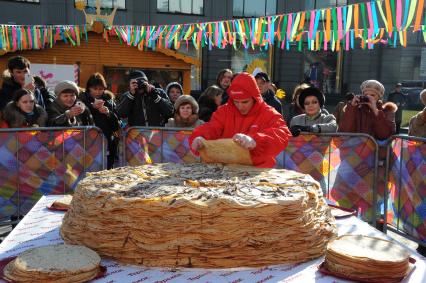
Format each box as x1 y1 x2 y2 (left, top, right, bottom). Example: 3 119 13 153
199 138 252 165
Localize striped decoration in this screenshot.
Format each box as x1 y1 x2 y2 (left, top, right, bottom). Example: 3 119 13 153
0 0 425 53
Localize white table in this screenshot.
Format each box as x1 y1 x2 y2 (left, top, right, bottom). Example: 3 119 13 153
1 195 425 283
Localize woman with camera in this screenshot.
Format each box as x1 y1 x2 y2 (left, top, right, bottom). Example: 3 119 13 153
338 80 397 140
47 80 94 127
80 73 121 169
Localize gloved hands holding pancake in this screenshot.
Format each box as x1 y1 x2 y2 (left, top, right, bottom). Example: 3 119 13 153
191 136 205 151
233 133 256 150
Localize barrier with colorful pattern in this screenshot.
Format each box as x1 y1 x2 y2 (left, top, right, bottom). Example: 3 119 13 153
385 136 426 244
0 127 106 220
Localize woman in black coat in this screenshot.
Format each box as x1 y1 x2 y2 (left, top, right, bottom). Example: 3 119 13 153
3 89 47 128
198 85 224 122
80 73 121 169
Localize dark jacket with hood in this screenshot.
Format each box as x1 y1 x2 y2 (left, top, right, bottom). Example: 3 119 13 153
80 90 120 138
0 73 22 111
47 99 94 127
198 94 218 122
2 101 47 128
262 89 282 115
117 88 173 127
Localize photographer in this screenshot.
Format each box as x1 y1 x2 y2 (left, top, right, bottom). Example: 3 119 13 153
338 80 397 140
117 70 173 127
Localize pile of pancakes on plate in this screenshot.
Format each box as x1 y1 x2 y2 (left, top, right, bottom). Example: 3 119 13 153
3 244 101 283
324 235 412 282
61 163 337 268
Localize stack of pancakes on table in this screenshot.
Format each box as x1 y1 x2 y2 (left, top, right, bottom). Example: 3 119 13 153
61 163 337 268
3 244 101 282
51 195 73 210
324 235 411 282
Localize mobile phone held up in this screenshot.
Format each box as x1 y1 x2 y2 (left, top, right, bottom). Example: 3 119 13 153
24 73 32 86
75 101 85 109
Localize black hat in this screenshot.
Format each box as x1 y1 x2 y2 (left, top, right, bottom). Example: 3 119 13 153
298 87 325 109
129 70 148 81
254 72 271 82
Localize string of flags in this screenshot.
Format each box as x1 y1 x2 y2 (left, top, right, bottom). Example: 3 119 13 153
0 0 425 54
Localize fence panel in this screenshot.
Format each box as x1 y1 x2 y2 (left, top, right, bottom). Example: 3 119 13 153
327 134 378 222
280 135 331 193
386 136 426 244
0 127 106 220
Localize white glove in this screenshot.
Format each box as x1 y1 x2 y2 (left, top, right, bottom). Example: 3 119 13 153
233 134 256 150
191 136 205 151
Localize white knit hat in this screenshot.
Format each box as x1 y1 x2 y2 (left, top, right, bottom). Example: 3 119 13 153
360 80 385 97
54 80 79 96
420 89 426 106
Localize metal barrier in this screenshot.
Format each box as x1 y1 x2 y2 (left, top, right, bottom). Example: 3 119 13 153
123 127 379 224
384 135 426 245
0 127 106 221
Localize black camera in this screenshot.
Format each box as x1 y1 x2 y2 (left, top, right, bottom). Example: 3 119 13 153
357 95 370 103
136 79 148 92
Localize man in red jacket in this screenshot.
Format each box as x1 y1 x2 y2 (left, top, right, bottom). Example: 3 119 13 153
189 72 291 168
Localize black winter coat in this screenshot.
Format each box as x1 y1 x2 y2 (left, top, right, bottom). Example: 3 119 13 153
47 99 94 127
2 102 47 128
80 91 120 139
262 89 282 115
198 93 218 122
0 75 21 111
117 88 173 127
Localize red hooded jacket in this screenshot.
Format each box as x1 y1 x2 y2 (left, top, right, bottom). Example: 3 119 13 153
189 73 290 168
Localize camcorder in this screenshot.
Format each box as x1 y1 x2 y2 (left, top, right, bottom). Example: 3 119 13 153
357 95 370 103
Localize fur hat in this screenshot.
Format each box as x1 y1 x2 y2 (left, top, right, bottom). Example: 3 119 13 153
360 80 385 97
174 95 199 114
165 82 183 96
227 72 261 101
129 70 148 81
420 89 426 106
54 80 79 96
298 87 325 109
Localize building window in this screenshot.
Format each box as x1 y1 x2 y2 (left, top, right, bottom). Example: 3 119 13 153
157 0 204 15
231 48 272 77
233 0 276 17
306 0 347 10
303 51 343 95
75 0 126 9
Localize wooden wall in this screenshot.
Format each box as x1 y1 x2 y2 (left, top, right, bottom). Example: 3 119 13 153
0 33 192 94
